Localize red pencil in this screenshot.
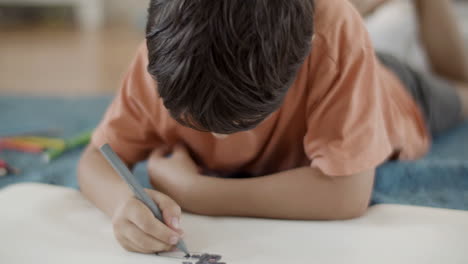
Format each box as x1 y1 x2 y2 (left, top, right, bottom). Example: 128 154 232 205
0 159 8 177
0 159 19 176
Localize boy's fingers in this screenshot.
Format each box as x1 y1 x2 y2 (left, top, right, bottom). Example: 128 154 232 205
148 146 171 173
146 189 184 233
128 197 182 245
116 232 152 253
119 220 172 253
173 144 189 157
150 146 170 160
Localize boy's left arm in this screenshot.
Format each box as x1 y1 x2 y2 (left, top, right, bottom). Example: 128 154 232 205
148 146 374 220
187 166 374 220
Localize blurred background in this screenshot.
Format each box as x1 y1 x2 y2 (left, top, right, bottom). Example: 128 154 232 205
0 0 467 96
0 0 155 188
0 0 150 96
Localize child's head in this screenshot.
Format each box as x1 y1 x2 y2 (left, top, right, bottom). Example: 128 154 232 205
146 0 314 134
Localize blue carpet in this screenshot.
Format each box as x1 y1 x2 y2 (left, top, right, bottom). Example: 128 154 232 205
0 96 467 210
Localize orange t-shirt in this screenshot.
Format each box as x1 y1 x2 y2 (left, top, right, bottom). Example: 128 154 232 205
92 0 430 177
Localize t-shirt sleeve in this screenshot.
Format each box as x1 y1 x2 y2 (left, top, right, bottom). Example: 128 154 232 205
91 43 163 165
303 6 393 176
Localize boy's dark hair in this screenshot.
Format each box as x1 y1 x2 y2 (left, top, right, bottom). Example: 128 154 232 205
146 0 315 134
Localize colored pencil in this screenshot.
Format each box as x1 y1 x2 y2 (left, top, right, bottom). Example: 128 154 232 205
10 137 65 150
3 138 47 149
43 131 92 163
43 147 65 163
0 139 43 153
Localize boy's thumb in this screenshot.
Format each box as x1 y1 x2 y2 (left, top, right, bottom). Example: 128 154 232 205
146 189 183 233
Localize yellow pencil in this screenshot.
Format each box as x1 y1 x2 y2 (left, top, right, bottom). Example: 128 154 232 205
10 137 66 150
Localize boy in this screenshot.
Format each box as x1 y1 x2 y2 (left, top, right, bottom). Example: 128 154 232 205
78 0 468 254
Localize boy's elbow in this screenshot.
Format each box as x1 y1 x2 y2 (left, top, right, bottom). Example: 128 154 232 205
332 199 369 220
328 186 372 220
328 170 374 220
301 195 370 221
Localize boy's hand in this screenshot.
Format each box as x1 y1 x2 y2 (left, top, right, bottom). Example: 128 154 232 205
147 144 201 205
112 189 184 253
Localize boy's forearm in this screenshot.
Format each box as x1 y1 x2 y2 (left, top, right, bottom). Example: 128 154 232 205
77 145 132 218
185 167 374 220
413 0 468 82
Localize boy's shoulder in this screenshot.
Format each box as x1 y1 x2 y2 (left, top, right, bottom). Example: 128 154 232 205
121 42 168 120
310 0 373 66
314 0 362 30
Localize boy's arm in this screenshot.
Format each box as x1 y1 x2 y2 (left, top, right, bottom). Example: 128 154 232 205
78 144 133 217
79 145 186 253
184 167 374 220
79 43 164 217
148 146 374 220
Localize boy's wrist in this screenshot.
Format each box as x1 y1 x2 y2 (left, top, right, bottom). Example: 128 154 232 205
108 181 135 219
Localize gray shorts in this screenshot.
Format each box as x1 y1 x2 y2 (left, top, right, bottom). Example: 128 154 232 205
377 52 463 137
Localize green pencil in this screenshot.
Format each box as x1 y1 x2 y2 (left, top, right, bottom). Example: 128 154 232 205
43 131 92 163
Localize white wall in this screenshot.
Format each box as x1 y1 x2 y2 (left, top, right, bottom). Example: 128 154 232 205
104 0 149 27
